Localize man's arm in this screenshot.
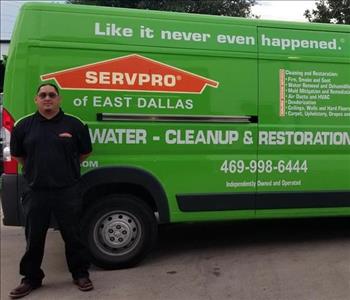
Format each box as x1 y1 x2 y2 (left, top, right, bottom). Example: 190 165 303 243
77 123 92 163
10 124 25 165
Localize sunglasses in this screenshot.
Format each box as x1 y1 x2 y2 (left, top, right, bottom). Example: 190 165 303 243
37 92 58 99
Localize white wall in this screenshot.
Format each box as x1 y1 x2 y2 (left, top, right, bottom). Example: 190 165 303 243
1 43 10 57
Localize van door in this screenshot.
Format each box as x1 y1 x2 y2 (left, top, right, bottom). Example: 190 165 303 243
256 27 350 217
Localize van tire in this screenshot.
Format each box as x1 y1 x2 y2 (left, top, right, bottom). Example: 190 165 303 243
82 194 157 269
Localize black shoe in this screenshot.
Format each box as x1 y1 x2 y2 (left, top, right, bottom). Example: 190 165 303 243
8 279 42 299
73 277 94 291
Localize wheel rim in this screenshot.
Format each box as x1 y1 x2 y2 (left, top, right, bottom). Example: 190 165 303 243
93 210 142 256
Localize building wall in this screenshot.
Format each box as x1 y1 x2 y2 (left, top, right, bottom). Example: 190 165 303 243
1 42 10 57
0 41 10 93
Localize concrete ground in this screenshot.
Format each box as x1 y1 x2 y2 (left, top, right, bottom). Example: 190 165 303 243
1 216 349 300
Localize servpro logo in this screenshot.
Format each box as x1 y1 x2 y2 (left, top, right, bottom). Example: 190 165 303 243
85 71 177 87
41 54 219 94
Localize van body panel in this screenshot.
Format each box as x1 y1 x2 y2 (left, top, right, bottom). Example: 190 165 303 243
2 3 349 229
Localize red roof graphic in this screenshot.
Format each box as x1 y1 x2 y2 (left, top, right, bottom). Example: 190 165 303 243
41 54 219 94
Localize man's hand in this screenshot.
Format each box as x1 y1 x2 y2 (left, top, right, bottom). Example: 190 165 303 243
79 152 91 163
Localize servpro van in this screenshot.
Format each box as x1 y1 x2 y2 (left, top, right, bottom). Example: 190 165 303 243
2 3 350 269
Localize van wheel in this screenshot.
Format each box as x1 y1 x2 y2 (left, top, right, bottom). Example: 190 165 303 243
82 194 157 269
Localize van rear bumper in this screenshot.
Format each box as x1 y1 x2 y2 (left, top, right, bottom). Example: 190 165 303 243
1 174 25 226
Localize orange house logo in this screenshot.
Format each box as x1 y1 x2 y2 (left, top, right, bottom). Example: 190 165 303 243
41 54 219 94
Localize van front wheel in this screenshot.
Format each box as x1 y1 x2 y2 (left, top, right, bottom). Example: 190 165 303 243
82 194 157 269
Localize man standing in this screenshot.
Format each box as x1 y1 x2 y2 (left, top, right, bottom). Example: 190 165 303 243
9 83 93 299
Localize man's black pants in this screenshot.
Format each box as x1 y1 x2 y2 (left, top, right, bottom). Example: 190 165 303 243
20 185 90 285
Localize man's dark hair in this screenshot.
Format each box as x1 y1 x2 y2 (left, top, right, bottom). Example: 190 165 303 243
36 83 60 95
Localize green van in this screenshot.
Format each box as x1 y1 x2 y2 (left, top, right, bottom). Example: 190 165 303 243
2 3 350 269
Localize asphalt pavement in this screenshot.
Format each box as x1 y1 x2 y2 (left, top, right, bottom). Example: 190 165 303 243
1 213 349 300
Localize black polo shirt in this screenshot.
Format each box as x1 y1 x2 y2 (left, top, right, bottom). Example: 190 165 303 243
10 109 92 189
